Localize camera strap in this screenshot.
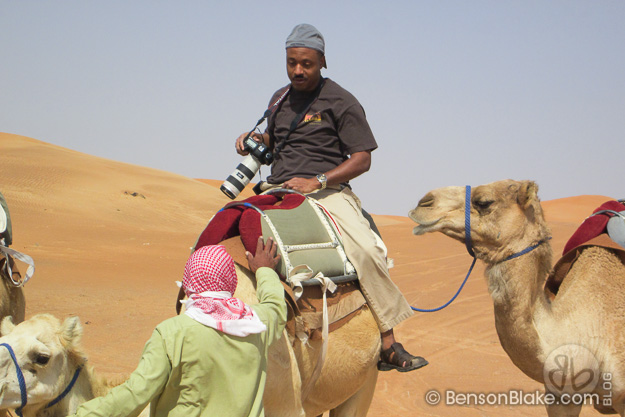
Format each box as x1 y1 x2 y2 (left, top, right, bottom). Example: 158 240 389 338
245 86 292 139
273 78 326 158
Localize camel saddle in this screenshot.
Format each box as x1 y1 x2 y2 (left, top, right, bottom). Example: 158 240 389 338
220 237 367 343
194 191 356 281
545 200 625 298
177 192 367 342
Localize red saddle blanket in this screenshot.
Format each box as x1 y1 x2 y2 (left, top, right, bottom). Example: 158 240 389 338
195 193 306 254
194 192 353 282
562 200 625 255
545 200 625 297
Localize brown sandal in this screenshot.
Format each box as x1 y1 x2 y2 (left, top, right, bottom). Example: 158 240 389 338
377 342 428 372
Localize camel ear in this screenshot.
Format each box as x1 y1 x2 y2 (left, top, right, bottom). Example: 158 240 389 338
1 316 16 336
60 316 83 348
517 181 539 210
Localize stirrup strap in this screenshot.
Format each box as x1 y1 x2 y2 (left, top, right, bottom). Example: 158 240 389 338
0 246 35 286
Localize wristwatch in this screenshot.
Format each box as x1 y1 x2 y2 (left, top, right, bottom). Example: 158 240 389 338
316 174 327 190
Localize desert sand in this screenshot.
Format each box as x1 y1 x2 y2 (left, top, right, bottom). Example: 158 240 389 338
0 133 616 416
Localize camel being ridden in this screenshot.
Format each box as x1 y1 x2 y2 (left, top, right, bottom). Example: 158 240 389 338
409 179 625 417
188 191 384 416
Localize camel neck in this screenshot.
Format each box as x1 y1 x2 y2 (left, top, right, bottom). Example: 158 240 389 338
485 243 552 382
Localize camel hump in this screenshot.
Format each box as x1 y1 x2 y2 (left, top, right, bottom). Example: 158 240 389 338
546 199 625 298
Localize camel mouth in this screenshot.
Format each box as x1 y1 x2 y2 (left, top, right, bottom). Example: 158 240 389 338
412 223 439 235
408 210 441 235
0 383 20 408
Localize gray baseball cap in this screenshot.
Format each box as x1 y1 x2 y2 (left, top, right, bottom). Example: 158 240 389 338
286 24 325 55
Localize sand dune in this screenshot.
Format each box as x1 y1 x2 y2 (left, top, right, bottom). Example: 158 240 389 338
0 133 616 416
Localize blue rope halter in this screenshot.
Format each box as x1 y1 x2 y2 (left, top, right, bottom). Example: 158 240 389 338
0 342 83 416
45 365 83 408
0 343 27 417
411 186 476 312
411 185 550 312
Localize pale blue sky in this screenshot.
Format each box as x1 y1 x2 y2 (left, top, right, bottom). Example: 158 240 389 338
2 1 624 216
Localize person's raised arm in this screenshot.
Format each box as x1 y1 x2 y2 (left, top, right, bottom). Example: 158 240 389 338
245 237 286 341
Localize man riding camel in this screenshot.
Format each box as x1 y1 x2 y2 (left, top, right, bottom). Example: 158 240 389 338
235 23 427 372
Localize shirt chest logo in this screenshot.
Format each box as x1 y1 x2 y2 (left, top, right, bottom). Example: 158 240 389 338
302 112 322 125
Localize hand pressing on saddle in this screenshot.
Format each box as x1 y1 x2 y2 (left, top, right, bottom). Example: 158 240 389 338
246 237 281 274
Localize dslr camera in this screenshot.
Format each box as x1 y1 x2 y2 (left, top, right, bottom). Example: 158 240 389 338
220 135 273 199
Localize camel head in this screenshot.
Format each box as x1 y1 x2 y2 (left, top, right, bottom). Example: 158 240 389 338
0 313 86 415
409 180 551 264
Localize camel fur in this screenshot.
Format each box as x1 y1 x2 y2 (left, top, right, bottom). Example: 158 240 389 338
409 180 625 417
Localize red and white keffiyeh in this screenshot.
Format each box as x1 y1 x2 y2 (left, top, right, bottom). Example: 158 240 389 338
181 245 266 336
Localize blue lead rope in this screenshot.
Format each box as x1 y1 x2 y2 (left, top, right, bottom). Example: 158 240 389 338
411 186 476 313
410 257 476 313
0 343 28 417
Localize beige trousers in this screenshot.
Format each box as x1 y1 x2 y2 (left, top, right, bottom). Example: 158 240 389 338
263 184 414 332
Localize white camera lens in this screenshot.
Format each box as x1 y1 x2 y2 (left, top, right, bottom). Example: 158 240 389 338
220 155 261 199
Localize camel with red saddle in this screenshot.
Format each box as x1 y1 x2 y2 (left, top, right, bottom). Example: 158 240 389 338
188 190 383 416
409 179 625 416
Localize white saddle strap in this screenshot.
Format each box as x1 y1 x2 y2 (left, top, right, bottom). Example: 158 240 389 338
298 271 337 401
0 246 35 286
287 264 317 302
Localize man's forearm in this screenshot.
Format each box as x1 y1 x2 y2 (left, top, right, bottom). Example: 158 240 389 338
281 150 372 193
324 150 371 186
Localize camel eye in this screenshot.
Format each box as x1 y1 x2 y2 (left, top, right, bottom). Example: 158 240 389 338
474 200 494 211
35 354 50 366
